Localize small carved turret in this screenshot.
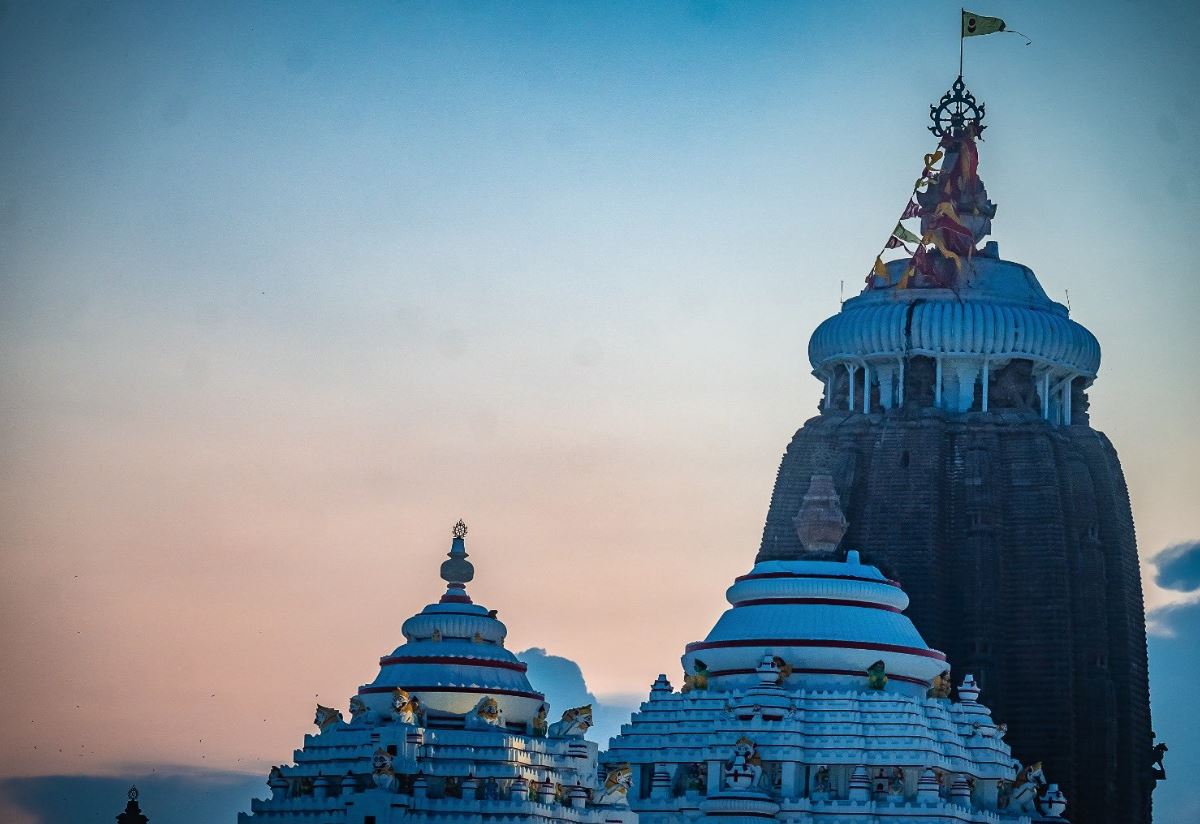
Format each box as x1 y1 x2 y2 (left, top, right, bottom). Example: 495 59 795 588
793 474 848 554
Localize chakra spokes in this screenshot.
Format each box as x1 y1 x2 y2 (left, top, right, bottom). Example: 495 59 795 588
929 75 986 138
452 519 468 539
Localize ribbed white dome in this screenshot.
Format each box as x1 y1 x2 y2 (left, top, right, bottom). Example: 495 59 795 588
810 257 1100 377
683 551 946 696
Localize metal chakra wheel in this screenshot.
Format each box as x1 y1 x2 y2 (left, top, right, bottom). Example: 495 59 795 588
929 76 986 138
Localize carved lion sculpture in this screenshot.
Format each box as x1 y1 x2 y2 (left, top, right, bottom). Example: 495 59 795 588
391 687 419 725
594 764 632 806
548 704 593 738
681 659 709 694
927 669 952 699
772 656 793 686
464 695 504 729
866 660 888 691
372 748 399 792
529 703 549 737
349 696 370 724
314 704 343 733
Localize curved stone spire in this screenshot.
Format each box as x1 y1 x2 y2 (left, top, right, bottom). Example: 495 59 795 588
792 473 847 554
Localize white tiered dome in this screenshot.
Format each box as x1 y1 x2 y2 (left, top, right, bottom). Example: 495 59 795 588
684 550 947 697
358 528 544 723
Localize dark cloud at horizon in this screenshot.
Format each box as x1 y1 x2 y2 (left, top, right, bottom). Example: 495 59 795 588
1154 541 1200 593
516 647 640 747
0 770 262 824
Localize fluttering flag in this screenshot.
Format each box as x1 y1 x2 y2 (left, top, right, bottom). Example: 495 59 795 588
893 223 922 245
961 10 1006 37
901 199 922 220
873 256 889 279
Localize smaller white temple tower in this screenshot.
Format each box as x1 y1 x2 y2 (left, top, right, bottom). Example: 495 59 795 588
239 522 635 824
602 477 1070 823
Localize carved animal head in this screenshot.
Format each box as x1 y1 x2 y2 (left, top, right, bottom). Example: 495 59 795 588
604 764 632 792
349 696 368 718
372 748 394 774
314 704 342 732
474 695 501 720
391 687 413 713
561 704 593 729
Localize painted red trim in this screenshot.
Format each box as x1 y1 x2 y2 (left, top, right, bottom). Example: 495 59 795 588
731 597 901 613
358 684 545 701
734 571 901 588
379 655 527 673
684 638 946 661
708 666 930 687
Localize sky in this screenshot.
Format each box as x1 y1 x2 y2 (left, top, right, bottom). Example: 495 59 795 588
0 1 1198 821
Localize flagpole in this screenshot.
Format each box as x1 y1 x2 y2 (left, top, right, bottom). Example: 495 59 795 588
959 8 964 77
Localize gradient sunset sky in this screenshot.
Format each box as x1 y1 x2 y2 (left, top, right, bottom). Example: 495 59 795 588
1 1 1198 822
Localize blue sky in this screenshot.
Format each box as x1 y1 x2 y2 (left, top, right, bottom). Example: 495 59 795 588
1 2 1197 822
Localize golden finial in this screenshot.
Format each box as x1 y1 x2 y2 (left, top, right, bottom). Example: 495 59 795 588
452 519 468 539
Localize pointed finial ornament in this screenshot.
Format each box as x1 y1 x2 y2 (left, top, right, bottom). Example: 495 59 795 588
128 786 139 801
440 520 475 586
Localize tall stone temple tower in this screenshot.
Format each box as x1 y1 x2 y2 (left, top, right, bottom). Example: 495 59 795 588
757 78 1152 824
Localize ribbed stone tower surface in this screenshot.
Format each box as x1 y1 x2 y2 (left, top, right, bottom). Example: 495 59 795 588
758 80 1152 824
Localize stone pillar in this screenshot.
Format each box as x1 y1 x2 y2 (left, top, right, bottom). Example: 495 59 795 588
312 774 331 801
982 359 990 412
877 363 895 410
650 764 672 800
935 357 943 408
569 782 588 809
707 760 723 795
949 774 971 807
848 765 870 802
780 761 798 800
537 778 556 805
916 769 940 804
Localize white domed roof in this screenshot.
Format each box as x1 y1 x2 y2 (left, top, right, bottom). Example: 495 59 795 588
683 551 946 696
357 531 544 723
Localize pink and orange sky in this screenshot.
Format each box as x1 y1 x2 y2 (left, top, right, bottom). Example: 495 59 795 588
2 2 1198 822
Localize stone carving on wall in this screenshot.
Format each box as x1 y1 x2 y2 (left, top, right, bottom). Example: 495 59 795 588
927 669 952 699
391 687 420 725
681 659 709 693
313 704 342 733
348 696 370 724
372 747 400 792
724 737 764 790
595 767 633 806
866 660 888 690
465 695 504 729
548 704 593 738
529 703 549 737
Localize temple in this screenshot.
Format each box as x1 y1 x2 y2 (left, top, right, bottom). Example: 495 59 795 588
759 77 1153 823
604 476 1068 822
238 522 635 824
239 76 1148 824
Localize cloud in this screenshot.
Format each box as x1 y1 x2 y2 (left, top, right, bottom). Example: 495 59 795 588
1155 541 1200 593
1148 599 1200 824
516 648 639 747
0 769 262 824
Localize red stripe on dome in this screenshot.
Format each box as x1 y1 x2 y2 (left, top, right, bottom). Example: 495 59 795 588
734 571 902 587
707 666 931 686
358 684 544 700
731 597 901 613
684 638 946 661
378 655 528 672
